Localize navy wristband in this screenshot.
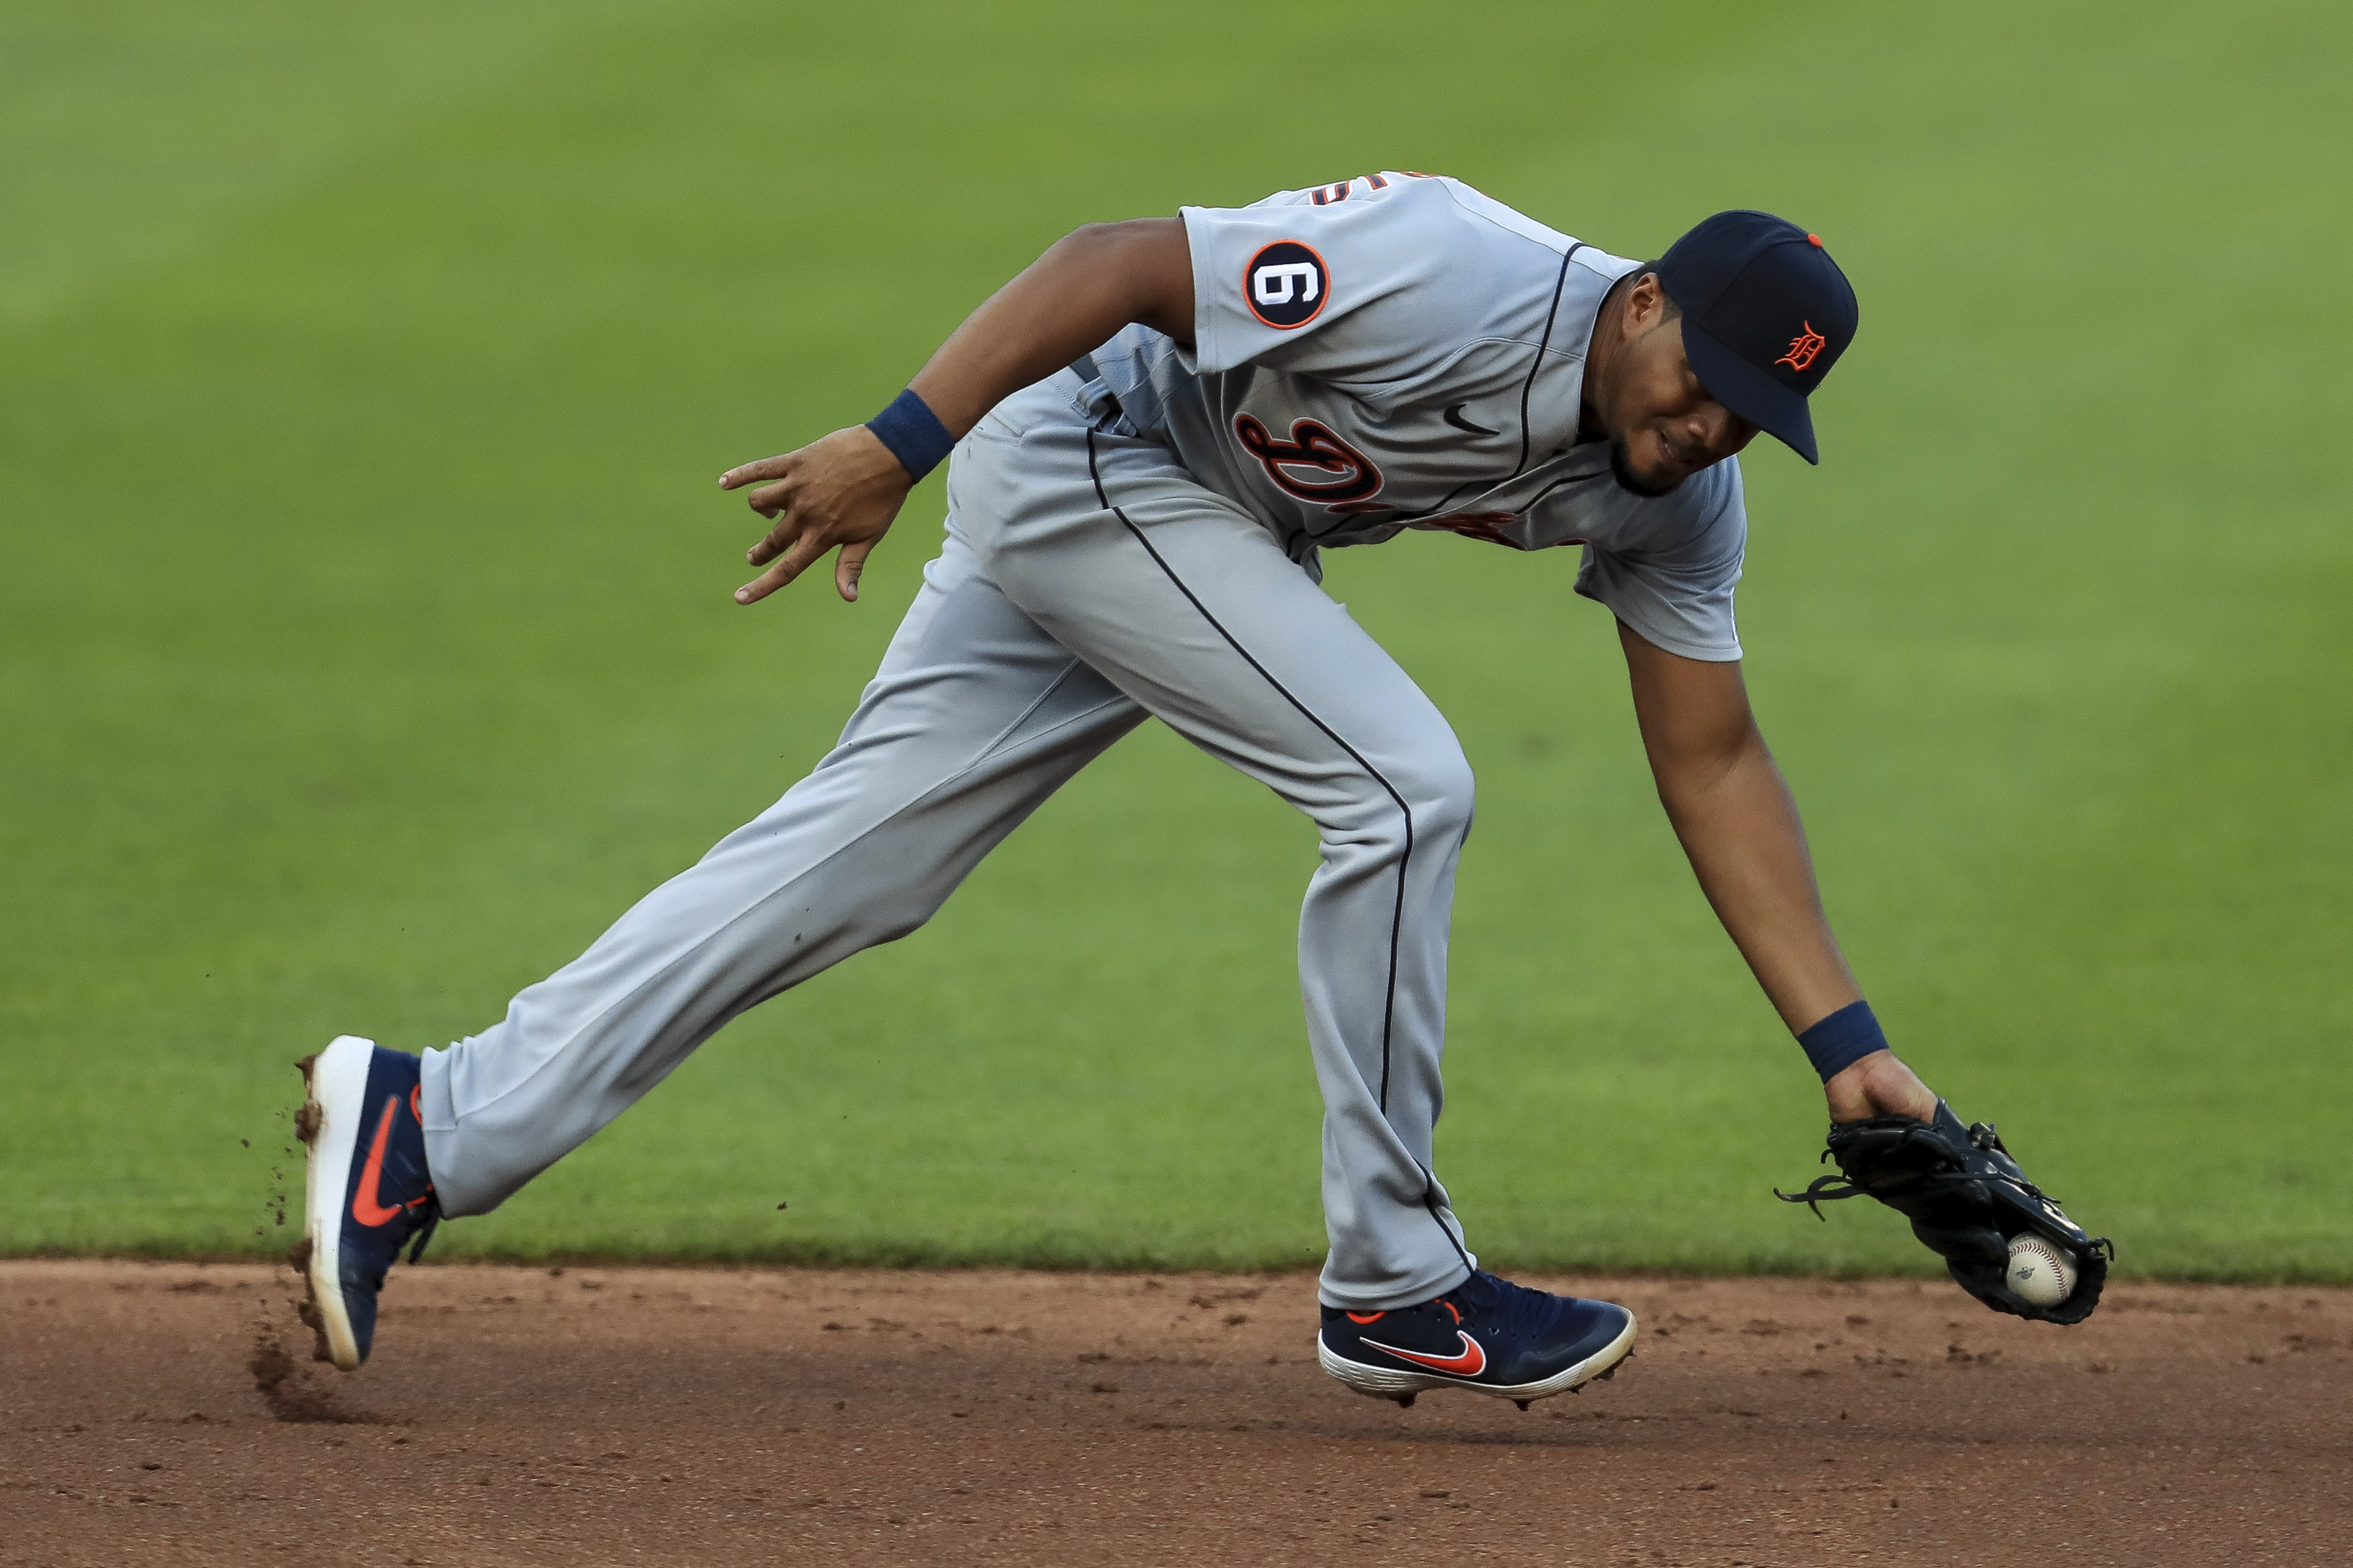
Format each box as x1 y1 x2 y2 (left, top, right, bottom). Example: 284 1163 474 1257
1796 1000 1890 1082
865 388 956 483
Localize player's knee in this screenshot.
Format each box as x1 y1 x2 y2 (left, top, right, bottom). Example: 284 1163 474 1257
1341 747 1473 855
851 883 947 949
1400 749 1476 845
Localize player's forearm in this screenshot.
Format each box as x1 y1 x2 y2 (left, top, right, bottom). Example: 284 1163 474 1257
906 219 1195 437
1652 728 1862 1035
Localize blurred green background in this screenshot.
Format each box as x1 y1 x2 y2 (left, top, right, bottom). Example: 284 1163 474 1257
3 1 2345 1278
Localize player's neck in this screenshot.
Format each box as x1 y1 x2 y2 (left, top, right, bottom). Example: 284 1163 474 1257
1578 272 1636 445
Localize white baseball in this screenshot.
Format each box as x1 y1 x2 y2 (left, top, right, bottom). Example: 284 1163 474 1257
2005 1235 2077 1307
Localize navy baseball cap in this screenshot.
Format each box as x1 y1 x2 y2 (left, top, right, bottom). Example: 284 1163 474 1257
1654 211 1857 464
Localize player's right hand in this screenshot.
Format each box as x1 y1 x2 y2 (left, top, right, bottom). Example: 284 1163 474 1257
720 425 912 604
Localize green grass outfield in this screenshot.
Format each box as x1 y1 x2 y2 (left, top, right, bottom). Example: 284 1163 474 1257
4 1 2346 1280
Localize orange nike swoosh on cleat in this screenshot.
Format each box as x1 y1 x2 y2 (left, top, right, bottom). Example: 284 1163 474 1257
349 1098 406 1227
1362 1330 1486 1376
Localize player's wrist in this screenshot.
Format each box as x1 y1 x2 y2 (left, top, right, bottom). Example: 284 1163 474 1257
865 388 956 483
1795 999 1887 1083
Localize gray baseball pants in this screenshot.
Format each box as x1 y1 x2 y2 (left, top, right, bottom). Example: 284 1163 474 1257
416 372 1480 1310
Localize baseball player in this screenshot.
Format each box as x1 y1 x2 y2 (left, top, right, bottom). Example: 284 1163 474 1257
301 173 1945 1408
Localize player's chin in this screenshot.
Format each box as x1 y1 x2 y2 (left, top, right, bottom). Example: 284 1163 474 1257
1607 438 1688 498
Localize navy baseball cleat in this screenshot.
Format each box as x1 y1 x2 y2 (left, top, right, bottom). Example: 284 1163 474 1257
296 1035 440 1371
1317 1270 1636 1409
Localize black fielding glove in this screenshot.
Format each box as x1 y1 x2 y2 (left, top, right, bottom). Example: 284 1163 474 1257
1778 1100 2113 1325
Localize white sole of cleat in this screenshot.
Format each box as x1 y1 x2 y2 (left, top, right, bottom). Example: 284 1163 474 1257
298 1034 376 1373
1316 1310 1638 1407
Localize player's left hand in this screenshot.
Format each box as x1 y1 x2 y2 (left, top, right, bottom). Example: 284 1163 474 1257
720 425 912 604
1778 1096 2114 1325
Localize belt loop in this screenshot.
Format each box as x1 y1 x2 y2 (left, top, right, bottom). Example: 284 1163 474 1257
1067 353 1127 430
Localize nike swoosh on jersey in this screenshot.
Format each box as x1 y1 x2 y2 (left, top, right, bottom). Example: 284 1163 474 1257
349 1098 407 1227
1443 403 1500 437
1361 1330 1487 1376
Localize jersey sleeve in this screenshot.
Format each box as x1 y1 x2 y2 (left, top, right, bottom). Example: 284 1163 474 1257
1179 178 1495 392
1571 461 1748 662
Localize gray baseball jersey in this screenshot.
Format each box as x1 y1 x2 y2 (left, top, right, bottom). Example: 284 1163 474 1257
1086 171 1748 662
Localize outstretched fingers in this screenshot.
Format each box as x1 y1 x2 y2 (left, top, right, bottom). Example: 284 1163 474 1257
736 528 834 604
717 453 794 491
747 509 802 567
722 425 912 607
722 455 799 522
833 538 874 602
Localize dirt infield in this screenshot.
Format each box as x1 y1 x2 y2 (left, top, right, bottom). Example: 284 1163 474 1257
3 1261 2346 1567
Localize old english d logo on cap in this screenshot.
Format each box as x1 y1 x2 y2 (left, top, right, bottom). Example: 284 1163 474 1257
1774 321 1828 373
1655 211 1858 464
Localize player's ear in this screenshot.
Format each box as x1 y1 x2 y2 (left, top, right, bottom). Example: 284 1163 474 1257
1626 271 1671 333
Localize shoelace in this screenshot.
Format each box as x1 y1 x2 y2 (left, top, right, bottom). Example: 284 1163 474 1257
1775 1161 2060 1219
404 1194 442 1265
1444 1271 1559 1340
